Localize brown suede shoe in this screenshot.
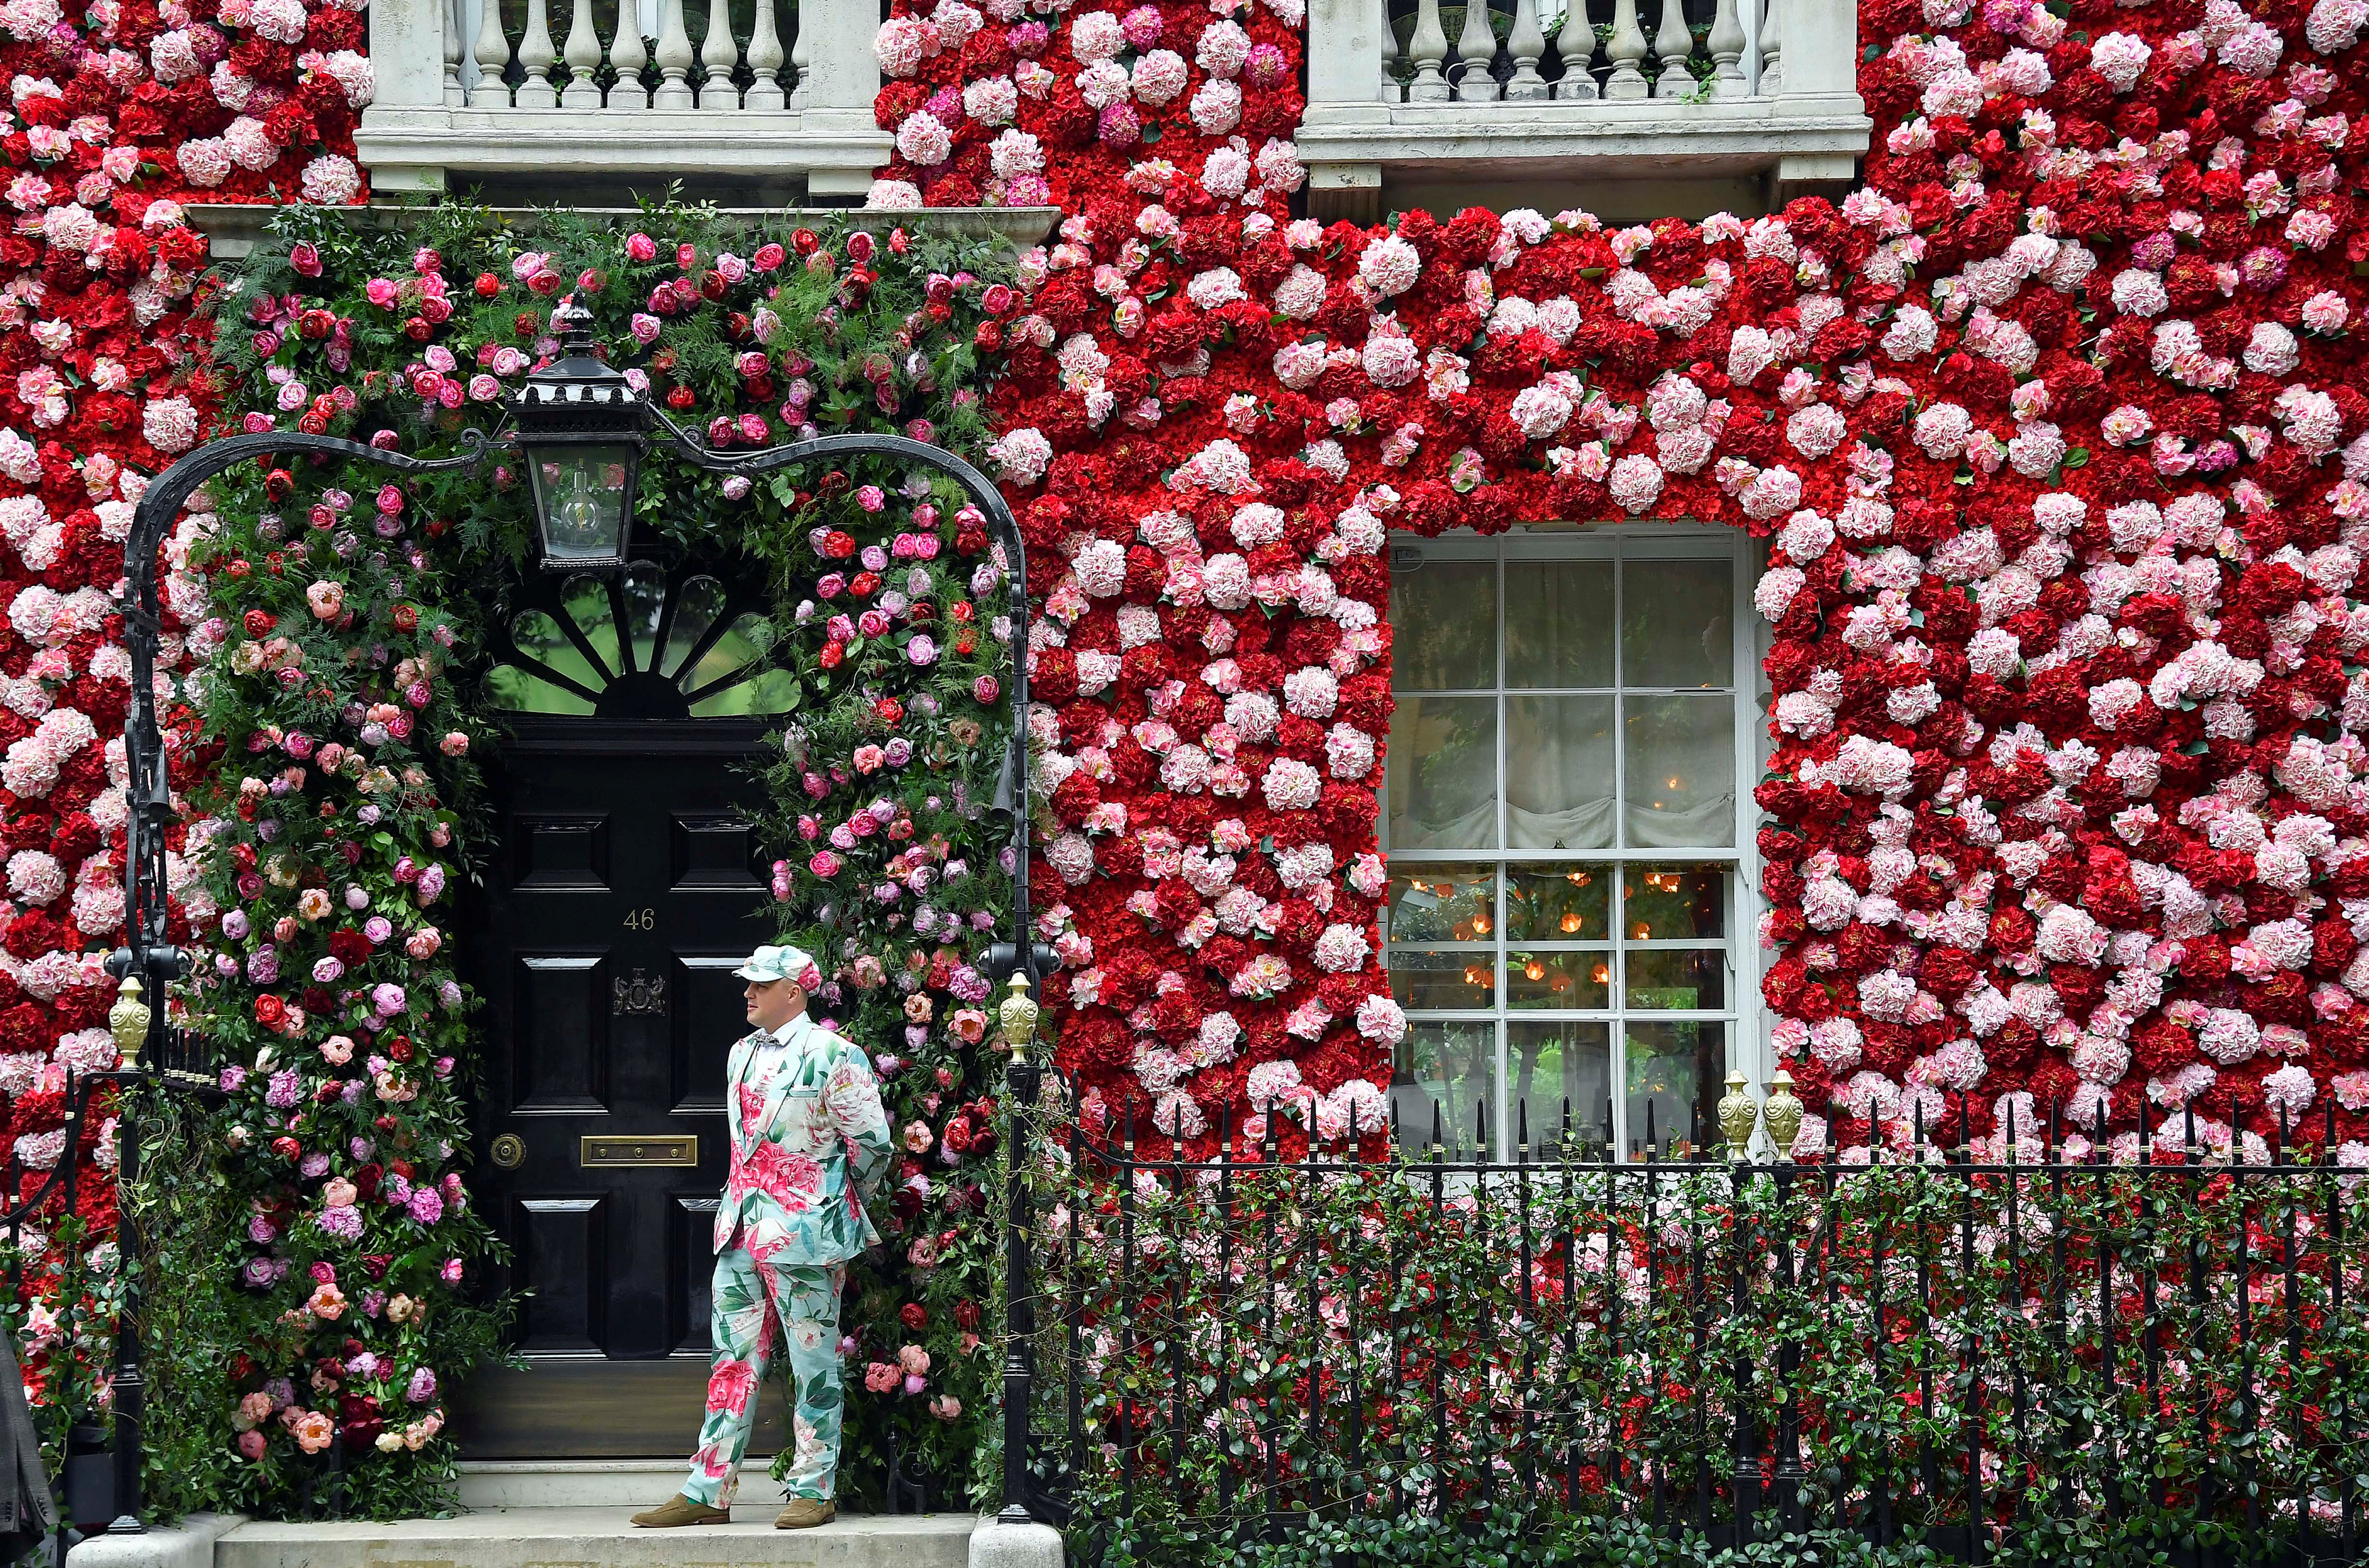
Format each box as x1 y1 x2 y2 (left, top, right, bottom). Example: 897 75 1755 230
774 1499 836 1529
631 1495 731 1527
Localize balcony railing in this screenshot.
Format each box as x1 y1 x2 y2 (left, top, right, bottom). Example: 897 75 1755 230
1302 0 1870 219
358 0 889 196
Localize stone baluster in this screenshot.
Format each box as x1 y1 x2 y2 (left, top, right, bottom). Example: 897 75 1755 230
1706 0 1747 94
653 0 696 105
470 0 513 105
1603 0 1649 96
514 0 558 105
789 4 810 106
443 0 465 103
699 0 741 106
1504 0 1548 97
745 0 787 106
1555 1 1597 97
1650 0 1691 95
1756 0 1781 94
559 0 602 104
610 0 652 106
1379 0 1402 100
1451 0 1499 100
1404 0 1451 99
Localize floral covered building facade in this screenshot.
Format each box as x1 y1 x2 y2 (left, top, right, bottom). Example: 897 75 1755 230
3 0 2369 1506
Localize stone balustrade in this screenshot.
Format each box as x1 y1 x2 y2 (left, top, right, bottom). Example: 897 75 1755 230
358 0 888 197
355 0 1865 208
1302 0 1871 219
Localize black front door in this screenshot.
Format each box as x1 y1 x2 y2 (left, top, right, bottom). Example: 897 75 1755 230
453 555 791 1457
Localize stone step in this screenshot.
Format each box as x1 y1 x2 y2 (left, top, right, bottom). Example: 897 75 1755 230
213 1507 978 1568
454 1458 803 1510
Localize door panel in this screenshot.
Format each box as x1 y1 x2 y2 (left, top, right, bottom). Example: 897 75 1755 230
512 954 608 1111
514 1196 606 1352
456 721 774 1456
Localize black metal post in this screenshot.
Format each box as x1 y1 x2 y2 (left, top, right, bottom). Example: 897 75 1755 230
997 1050 1042 1526
105 1093 144 1535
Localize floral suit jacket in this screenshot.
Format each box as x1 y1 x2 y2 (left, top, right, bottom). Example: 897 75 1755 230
712 1012 895 1265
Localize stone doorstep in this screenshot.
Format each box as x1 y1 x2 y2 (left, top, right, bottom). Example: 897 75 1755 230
212 1508 980 1568
455 1457 801 1510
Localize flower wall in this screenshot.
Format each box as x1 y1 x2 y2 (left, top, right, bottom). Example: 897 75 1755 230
0 0 368 1433
870 0 2369 1163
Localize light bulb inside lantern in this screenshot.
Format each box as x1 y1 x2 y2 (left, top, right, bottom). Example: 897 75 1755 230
1559 912 1582 933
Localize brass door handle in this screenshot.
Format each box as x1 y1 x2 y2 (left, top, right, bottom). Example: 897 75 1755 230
490 1134 526 1169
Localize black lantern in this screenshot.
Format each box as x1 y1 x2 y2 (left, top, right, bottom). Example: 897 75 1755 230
513 299 645 571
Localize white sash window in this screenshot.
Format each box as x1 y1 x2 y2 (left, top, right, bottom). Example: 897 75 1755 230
1382 529 1761 1160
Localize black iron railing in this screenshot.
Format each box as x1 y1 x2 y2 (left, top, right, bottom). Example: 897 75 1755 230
996 1090 2369 1565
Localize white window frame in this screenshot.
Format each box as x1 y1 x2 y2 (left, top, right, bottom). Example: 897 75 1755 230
1381 524 1769 1161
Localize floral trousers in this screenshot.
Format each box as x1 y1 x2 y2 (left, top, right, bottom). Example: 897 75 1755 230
680 1249 847 1506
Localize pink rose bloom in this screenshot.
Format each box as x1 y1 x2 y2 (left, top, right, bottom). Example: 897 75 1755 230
626 231 657 263
865 1362 900 1393
809 851 841 878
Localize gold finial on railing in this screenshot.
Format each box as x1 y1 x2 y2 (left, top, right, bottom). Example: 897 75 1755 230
997 970 1041 1057
1764 1069 1804 1159
1717 1069 1757 1161
110 974 152 1059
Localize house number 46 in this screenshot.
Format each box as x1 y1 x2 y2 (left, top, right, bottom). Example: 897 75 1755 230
622 908 657 931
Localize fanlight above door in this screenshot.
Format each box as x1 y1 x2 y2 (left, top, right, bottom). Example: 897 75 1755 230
484 556 795 719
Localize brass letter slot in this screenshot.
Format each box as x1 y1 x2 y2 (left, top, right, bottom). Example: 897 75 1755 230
581 1135 699 1167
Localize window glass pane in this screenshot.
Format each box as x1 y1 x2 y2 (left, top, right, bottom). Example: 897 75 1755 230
1505 949 1611 1010
1621 558 1732 688
560 574 621 674
1390 1021 1495 1155
1506 694 1613 850
1505 865 1610 941
661 575 728 680
688 665 798 717
1383 864 1497 944
1388 949 1496 1010
483 667 596 715
1508 1022 1612 1156
1387 696 1497 850
1624 949 1726 1010
1624 1021 1723 1160
621 560 665 674
1504 560 1612 688
508 608 575 670
1623 695 1735 849
681 614 770 697
1390 560 1496 690
1624 867 1727 940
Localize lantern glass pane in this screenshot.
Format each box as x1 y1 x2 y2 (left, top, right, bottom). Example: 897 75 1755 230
530 443 636 565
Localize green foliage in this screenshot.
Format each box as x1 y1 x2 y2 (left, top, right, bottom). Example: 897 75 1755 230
1028 1136 2369 1567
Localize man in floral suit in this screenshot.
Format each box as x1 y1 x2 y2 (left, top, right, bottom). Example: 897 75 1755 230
632 944 894 1530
